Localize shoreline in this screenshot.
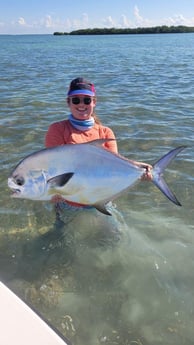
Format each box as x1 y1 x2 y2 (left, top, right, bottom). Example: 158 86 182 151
53 25 194 36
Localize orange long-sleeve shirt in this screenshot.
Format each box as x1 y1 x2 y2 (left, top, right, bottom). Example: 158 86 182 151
45 119 118 153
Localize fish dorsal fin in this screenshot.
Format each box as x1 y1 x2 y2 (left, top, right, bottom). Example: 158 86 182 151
47 172 74 187
94 203 112 216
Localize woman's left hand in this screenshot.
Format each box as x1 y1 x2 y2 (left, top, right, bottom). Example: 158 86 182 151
133 161 153 181
141 164 153 181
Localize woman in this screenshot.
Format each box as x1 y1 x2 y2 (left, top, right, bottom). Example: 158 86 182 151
45 77 152 242
45 77 152 175
45 77 118 153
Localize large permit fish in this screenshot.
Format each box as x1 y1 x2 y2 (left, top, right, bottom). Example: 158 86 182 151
8 140 186 215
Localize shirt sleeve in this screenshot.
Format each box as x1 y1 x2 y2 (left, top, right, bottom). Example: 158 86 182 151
102 127 118 153
45 122 66 148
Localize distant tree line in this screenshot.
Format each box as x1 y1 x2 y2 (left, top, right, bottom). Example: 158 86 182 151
53 26 194 36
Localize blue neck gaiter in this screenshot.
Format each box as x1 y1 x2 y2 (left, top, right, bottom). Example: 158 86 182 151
68 114 95 131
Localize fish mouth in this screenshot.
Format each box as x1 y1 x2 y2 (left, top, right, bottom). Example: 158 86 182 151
8 178 22 197
10 188 21 197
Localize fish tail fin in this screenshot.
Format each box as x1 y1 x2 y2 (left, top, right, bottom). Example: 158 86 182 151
152 146 187 206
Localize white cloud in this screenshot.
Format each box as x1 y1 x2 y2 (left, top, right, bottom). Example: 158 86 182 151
65 18 72 31
132 6 194 28
163 14 194 27
103 16 115 27
40 15 67 30
18 17 26 26
1 7 194 34
134 6 143 22
133 6 151 27
60 11 194 31
119 14 131 28
71 18 80 29
63 13 89 31
82 13 89 26
44 15 53 28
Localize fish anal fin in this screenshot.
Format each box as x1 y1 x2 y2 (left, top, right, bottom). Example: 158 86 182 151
94 203 112 216
48 172 74 187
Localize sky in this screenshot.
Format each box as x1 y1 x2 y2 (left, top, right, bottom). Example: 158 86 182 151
1 0 194 34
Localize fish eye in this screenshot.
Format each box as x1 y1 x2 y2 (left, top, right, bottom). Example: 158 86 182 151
15 176 25 186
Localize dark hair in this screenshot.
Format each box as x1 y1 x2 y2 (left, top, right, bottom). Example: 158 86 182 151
67 77 96 97
92 112 101 125
67 77 102 124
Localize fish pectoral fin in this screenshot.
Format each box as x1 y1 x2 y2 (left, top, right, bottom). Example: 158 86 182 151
94 203 112 216
47 172 74 187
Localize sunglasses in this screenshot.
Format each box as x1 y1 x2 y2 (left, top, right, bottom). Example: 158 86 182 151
71 97 92 105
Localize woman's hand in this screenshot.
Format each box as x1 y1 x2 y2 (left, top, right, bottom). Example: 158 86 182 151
131 160 153 181
140 163 153 181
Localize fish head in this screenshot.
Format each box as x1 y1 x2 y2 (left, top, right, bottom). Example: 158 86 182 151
8 168 48 200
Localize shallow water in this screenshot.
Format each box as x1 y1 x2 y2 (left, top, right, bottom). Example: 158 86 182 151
0 33 194 345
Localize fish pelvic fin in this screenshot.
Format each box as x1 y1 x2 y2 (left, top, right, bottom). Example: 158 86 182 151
94 203 112 216
152 146 187 206
48 172 74 187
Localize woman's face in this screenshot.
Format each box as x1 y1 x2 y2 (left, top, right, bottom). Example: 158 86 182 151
67 95 96 120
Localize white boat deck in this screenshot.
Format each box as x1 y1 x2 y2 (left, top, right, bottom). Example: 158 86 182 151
0 281 70 345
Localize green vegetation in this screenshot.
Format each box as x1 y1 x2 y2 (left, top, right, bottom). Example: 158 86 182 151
53 26 194 36
53 31 69 35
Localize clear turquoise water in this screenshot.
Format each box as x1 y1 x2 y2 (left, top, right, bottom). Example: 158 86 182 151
0 33 194 345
